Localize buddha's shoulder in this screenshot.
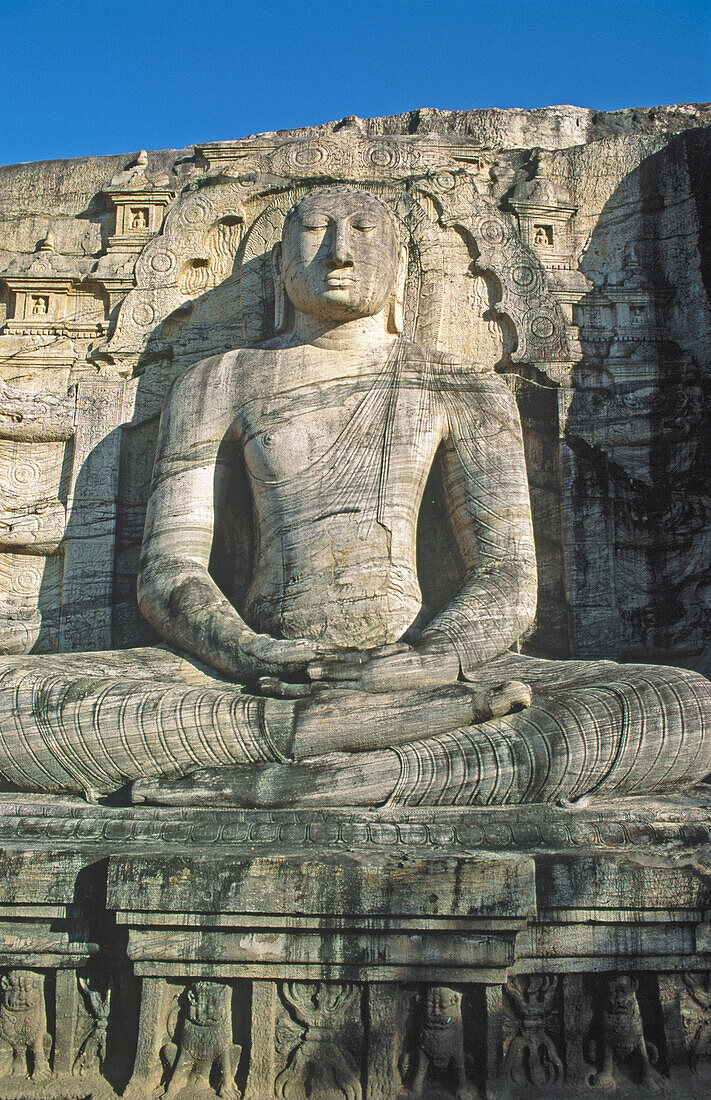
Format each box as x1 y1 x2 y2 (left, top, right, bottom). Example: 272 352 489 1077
398 339 507 390
181 337 300 375
169 346 264 398
398 340 519 430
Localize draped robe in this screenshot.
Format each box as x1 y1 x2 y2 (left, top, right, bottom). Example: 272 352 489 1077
0 338 710 803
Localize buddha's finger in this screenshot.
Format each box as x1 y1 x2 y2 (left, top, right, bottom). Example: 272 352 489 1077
272 639 320 659
307 659 363 682
259 677 312 699
241 636 320 670
366 642 411 658
313 646 370 663
268 641 324 671
358 652 459 692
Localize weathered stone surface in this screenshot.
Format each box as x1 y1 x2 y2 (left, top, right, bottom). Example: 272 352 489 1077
1 172 710 812
1 105 711 1096
1 106 710 672
0 794 710 1095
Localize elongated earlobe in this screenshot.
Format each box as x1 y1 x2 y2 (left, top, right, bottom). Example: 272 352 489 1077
389 244 408 334
271 243 288 333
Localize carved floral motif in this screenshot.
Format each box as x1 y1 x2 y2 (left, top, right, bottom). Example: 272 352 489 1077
502 975 563 1087
275 981 362 1100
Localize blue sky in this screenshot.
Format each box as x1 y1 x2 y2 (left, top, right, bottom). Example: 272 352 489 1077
2 0 710 165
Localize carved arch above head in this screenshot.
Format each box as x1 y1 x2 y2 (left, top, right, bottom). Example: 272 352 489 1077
412 172 569 363
95 188 247 368
96 166 568 374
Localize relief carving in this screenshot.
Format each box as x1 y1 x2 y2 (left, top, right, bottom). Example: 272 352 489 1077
502 975 563 1087
399 986 477 1099
275 981 362 1100
680 972 711 1072
0 183 707 812
0 969 52 1083
73 974 112 1077
1 102 711 1100
160 980 241 1099
587 976 664 1092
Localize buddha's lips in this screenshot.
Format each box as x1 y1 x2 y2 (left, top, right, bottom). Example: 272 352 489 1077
325 276 356 287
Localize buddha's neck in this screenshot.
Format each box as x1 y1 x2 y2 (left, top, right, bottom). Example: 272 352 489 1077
290 311 397 351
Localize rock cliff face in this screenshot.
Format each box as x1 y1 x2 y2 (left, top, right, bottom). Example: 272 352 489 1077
2 105 711 1100
0 104 709 671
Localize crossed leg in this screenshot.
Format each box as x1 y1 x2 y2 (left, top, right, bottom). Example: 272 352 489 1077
133 654 711 807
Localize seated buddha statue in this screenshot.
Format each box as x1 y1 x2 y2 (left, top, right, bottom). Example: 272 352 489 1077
1 184 710 808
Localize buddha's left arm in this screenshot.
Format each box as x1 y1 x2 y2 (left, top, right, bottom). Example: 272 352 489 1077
421 370 538 675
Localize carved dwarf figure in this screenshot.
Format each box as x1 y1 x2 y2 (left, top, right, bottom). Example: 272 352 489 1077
0 184 710 811
161 981 241 1099
588 975 664 1092
0 969 51 1082
400 986 477 1099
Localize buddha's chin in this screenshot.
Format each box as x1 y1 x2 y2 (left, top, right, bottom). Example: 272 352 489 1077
316 288 379 317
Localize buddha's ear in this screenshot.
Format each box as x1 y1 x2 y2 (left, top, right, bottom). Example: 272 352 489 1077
388 243 408 334
271 242 289 334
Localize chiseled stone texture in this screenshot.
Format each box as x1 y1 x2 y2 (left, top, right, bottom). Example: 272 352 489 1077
1 795 711 1095
1 105 711 1096
0 104 710 669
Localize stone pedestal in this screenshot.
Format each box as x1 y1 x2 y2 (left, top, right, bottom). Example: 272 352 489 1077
2 792 711 1097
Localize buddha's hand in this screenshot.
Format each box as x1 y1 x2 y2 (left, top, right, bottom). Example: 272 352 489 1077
307 631 460 692
236 632 346 681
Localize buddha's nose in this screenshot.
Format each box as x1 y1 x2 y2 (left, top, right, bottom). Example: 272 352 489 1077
326 222 354 267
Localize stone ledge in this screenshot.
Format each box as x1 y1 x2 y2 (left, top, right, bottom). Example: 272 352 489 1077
0 795 711 1096
2 788 711 851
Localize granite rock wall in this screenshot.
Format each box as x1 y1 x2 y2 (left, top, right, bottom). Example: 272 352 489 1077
1 104 710 673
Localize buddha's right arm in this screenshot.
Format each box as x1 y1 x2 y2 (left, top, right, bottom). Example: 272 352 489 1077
137 358 320 683
136 358 251 679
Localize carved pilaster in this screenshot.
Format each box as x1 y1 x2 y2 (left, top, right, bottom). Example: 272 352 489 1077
123 975 170 1099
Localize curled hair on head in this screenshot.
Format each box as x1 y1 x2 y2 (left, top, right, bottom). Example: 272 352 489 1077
282 184 400 242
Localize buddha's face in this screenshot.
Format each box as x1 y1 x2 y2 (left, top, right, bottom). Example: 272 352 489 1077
280 188 399 322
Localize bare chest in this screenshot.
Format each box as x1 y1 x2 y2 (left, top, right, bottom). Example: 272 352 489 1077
240 387 367 483
239 386 443 490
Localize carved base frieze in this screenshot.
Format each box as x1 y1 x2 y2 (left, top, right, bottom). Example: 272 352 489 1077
1 795 711 1097
0 971 709 1098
